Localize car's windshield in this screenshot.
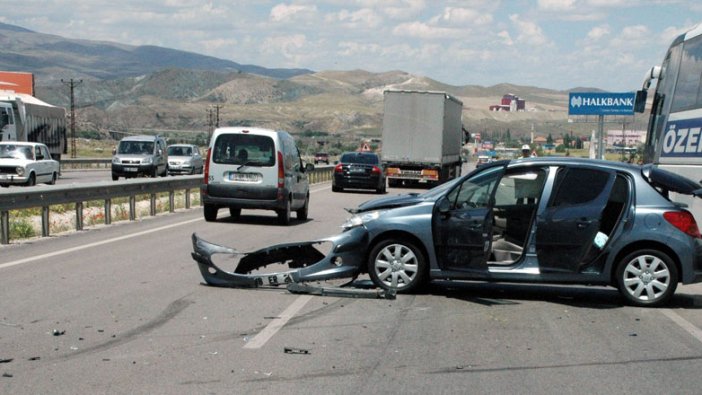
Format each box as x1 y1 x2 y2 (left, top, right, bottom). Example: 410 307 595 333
118 141 154 155
0 144 33 160
167 146 192 156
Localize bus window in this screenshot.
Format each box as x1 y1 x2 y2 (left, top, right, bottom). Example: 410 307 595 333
671 35 702 112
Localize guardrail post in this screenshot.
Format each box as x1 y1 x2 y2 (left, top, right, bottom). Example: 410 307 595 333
150 193 157 216
75 202 83 230
41 206 50 237
1 210 9 244
129 196 136 221
185 189 191 209
169 191 175 213
104 199 112 225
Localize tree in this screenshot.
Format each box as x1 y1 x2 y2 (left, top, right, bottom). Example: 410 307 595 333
547 133 554 145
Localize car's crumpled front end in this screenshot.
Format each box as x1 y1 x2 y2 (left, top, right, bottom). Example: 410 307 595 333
191 227 369 288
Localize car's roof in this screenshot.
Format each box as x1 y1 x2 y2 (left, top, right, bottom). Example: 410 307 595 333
168 144 195 147
0 141 44 147
502 156 641 172
121 135 161 142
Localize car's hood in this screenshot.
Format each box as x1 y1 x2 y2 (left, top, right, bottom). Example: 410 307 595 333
115 154 150 159
0 157 31 166
350 193 425 213
168 155 192 161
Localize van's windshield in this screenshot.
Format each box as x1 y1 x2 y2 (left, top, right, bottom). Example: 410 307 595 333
118 141 154 155
213 134 275 166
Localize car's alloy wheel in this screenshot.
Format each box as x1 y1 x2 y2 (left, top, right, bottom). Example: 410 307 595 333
368 239 426 293
616 249 678 307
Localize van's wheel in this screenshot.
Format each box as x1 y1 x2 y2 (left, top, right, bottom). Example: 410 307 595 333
615 249 678 307
296 194 309 221
368 239 426 293
26 173 36 186
277 200 291 225
150 167 158 178
204 204 218 222
49 172 58 185
229 207 241 220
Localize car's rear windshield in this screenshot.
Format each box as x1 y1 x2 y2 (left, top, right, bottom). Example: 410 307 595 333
340 153 379 165
213 134 275 166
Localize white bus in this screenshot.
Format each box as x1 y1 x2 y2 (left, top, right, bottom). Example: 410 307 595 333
637 22 702 220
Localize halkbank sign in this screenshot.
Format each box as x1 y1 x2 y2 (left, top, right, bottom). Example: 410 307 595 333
568 92 635 116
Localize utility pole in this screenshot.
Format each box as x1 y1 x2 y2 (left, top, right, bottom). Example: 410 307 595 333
61 78 83 158
213 104 222 128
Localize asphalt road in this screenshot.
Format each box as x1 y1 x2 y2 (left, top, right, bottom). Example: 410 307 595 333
2 181 702 394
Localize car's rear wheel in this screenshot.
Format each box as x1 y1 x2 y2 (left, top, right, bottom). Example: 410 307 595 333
296 194 309 221
204 204 218 222
615 249 678 307
368 239 426 293
277 199 291 225
49 172 58 185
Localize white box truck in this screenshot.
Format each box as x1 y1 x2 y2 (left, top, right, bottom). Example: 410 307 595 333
381 90 463 186
0 92 67 161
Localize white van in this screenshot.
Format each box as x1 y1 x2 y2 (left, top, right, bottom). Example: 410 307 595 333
201 127 310 225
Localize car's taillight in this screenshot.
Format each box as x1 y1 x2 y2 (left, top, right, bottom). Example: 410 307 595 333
277 151 285 188
371 166 381 175
664 211 701 238
203 148 211 184
334 164 343 173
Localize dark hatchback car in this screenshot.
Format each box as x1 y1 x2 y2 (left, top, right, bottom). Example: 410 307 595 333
333 151 386 194
193 157 702 307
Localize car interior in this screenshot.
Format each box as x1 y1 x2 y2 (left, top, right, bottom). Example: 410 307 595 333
489 169 547 265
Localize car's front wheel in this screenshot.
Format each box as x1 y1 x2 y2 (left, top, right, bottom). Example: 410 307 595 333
26 173 36 187
615 249 678 307
368 239 426 293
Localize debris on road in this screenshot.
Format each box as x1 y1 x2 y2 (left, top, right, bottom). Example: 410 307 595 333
287 283 396 299
284 347 310 355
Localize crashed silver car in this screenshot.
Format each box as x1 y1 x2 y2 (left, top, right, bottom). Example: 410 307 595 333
192 157 702 307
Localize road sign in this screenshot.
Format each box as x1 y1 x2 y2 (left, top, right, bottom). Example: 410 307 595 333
568 92 635 116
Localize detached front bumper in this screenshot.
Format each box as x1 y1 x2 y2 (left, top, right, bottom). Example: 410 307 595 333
191 227 369 288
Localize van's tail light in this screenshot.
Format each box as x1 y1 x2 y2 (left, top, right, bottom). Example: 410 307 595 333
203 148 211 185
334 164 343 173
664 211 701 238
277 151 285 188
371 166 381 175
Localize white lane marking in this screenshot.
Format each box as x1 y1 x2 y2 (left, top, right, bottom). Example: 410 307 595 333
0 217 202 270
243 295 313 349
0 184 330 270
662 309 702 344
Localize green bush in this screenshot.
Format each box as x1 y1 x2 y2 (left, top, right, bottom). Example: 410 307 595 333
10 219 36 239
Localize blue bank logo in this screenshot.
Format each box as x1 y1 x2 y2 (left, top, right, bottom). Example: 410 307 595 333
568 92 635 116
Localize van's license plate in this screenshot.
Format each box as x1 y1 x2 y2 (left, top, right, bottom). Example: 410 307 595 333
229 172 260 182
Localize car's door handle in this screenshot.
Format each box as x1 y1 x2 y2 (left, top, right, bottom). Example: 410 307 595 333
576 220 592 229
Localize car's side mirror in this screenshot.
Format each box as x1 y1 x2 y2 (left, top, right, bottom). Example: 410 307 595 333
158 149 163 156
112 147 117 155
634 90 647 113
305 163 315 172
438 197 451 215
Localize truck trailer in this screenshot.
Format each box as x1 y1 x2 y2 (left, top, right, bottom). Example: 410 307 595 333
0 92 67 161
381 90 463 186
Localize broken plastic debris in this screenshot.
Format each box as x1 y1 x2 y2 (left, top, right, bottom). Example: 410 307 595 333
284 347 310 355
593 231 608 249
52 329 66 336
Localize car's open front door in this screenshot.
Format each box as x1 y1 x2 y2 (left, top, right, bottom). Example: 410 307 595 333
433 166 504 272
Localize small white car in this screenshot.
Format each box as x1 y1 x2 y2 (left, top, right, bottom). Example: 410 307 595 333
0 142 60 187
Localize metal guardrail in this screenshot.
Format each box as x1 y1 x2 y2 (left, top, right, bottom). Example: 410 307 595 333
0 167 333 244
61 158 112 169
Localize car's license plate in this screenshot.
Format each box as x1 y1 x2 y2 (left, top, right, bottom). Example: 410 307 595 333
229 172 261 182
124 167 137 172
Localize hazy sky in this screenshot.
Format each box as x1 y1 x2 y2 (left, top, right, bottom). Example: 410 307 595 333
3 0 702 91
